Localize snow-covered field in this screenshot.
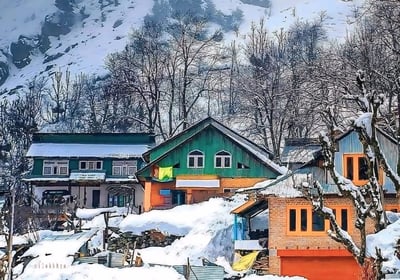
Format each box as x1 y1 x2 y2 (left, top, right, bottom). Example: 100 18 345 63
4 193 400 279
11 195 305 279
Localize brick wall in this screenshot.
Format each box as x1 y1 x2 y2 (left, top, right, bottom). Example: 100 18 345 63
267 196 400 274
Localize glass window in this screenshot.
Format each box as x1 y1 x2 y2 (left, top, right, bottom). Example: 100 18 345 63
341 209 348 231
344 154 375 186
43 160 69 175
346 157 353 180
301 209 307 231
358 157 369 180
312 212 325 231
112 161 137 176
79 161 103 170
188 150 204 168
215 151 231 168
289 209 296 231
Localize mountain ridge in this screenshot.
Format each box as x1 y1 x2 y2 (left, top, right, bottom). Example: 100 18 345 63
0 0 361 95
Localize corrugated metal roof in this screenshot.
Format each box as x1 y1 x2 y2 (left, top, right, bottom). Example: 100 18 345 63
173 265 224 280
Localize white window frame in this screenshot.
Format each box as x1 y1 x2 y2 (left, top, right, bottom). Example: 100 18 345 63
112 160 137 176
187 150 204 168
214 150 231 168
43 160 69 175
79 160 103 170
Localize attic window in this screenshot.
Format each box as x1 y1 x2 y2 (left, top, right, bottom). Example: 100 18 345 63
215 151 231 168
188 150 204 168
343 154 383 186
237 162 249 169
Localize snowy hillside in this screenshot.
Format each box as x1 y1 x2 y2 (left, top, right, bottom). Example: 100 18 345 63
0 0 362 94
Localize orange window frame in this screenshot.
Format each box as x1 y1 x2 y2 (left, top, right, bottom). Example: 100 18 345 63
286 206 352 236
343 154 384 186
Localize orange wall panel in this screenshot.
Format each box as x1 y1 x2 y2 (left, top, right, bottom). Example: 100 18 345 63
280 256 361 280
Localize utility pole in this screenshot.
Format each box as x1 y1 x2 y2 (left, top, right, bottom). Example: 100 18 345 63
7 186 15 280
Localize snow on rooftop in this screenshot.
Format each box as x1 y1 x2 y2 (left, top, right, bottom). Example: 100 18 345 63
237 173 305 198
281 147 320 164
76 206 118 220
26 143 149 158
22 229 99 259
354 112 373 138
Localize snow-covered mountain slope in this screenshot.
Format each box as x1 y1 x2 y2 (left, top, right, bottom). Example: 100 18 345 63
0 0 362 94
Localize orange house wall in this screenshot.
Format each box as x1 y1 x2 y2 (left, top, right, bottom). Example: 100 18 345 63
144 177 267 211
268 196 400 277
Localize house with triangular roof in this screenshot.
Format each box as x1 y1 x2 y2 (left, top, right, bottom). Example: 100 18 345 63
229 128 400 280
136 117 286 212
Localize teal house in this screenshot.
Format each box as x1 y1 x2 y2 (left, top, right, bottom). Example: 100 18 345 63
24 133 155 212
136 117 285 211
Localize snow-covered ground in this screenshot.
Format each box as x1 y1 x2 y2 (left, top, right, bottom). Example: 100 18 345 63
0 0 363 93
7 192 400 279
12 195 305 279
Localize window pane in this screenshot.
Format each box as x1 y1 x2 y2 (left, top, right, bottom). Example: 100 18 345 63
96 161 102 169
113 166 120 175
216 151 229 156
188 157 195 167
346 157 353 180
301 209 307 231
59 167 68 175
216 157 221 167
128 166 136 175
224 157 231 167
312 212 325 231
43 167 52 175
358 157 369 180
88 162 94 169
289 209 296 231
80 162 86 169
197 157 203 167
341 209 348 231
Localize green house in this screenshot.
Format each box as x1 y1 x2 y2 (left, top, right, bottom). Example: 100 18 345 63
136 117 285 211
24 133 155 212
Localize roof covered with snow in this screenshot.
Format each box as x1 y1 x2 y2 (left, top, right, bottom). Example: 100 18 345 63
23 229 99 258
26 143 149 158
281 138 321 164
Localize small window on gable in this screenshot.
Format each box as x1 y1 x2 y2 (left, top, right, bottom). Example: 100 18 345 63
215 151 231 168
343 154 383 186
237 162 249 169
187 150 204 168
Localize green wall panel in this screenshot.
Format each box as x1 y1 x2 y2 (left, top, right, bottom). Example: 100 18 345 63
156 127 278 178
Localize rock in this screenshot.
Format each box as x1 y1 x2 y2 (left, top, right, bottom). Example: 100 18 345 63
38 35 51 53
10 36 35 68
55 0 74 12
43 52 64 64
41 11 75 37
0 61 9 86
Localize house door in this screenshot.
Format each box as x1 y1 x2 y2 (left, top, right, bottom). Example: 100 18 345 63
171 190 186 205
92 190 100 208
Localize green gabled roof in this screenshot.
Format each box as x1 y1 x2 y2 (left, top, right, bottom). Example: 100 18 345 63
138 117 285 177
